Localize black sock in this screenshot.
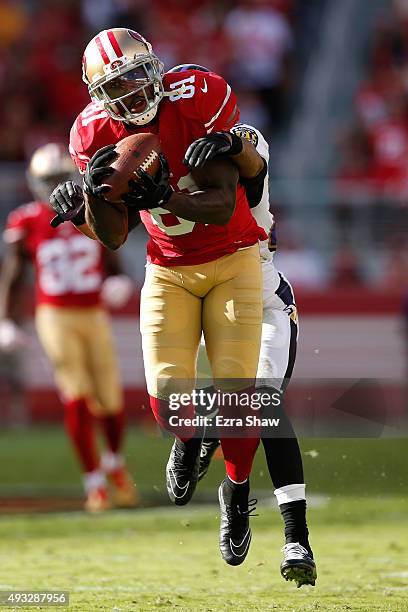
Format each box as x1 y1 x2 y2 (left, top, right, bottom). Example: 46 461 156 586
280 499 312 556
224 476 249 503
259 390 312 556
179 437 202 456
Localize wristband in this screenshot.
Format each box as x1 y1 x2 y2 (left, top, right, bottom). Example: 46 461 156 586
71 203 86 226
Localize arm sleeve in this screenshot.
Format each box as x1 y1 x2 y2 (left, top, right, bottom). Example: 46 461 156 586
195 72 240 134
3 208 29 245
69 103 111 174
239 159 268 208
69 117 90 174
230 124 270 208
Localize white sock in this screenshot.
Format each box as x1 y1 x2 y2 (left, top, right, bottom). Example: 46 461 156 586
227 475 248 485
100 451 124 473
83 469 106 493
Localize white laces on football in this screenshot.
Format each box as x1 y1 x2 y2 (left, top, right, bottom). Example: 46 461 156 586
281 543 309 558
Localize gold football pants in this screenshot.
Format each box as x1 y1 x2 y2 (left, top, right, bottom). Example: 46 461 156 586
140 245 263 399
35 304 122 414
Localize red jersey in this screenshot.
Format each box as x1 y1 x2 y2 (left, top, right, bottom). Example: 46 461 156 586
70 70 267 266
4 201 104 307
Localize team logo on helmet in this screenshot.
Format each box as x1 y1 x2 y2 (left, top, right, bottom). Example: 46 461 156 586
110 59 124 69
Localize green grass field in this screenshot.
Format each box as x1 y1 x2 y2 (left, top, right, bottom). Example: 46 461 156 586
0 498 407 611
0 428 407 611
0 426 407 497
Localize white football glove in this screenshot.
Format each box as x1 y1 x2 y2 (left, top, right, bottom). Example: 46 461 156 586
0 319 29 353
101 275 134 309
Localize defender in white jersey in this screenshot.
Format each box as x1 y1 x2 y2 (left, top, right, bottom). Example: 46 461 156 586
232 123 297 390
195 124 297 391
183 105 316 587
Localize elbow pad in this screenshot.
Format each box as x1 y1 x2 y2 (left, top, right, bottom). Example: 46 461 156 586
240 159 268 208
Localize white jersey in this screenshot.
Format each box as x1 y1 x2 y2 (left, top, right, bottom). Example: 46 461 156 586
198 124 296 389
230 123 274 262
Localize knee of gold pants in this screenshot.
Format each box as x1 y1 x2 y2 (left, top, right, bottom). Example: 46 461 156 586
35 304 122 413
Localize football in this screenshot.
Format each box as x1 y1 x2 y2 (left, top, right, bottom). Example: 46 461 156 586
103 133 162 203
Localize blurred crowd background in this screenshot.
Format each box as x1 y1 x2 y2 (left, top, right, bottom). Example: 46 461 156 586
0 0 300 162
0 0 406 290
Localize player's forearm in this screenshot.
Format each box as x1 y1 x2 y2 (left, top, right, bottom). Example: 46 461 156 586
84 193 128 250
164 187 235 225
73 221 97 240
230 139 265 179
163 156 238 225
67 191 97 240
0 280 18 320
0 254 25 320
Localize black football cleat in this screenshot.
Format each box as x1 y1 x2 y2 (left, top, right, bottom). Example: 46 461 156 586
166 438 201 506
218 478 257 566
198 438 220 481
280 543 317 587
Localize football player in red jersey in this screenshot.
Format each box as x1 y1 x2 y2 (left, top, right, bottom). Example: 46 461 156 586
0 143 138 513
51 28 266 565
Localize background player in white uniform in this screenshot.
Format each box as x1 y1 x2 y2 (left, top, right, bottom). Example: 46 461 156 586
183 103 316 587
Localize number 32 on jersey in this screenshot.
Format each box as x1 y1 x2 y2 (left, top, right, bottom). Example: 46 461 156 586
37 235 101 296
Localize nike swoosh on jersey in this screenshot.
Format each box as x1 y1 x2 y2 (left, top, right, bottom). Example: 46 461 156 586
201 79 208 93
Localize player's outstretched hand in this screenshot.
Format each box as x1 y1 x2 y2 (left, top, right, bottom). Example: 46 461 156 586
183 131 243 169
83 144 117 199
121 153 174 210
49 181 85 228
101 275 134 309
0 319 29 353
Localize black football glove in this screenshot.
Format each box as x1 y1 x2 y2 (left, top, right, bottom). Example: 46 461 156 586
49 181 85 228
83 144 117 198
121 153 174 210
183 131 243 169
